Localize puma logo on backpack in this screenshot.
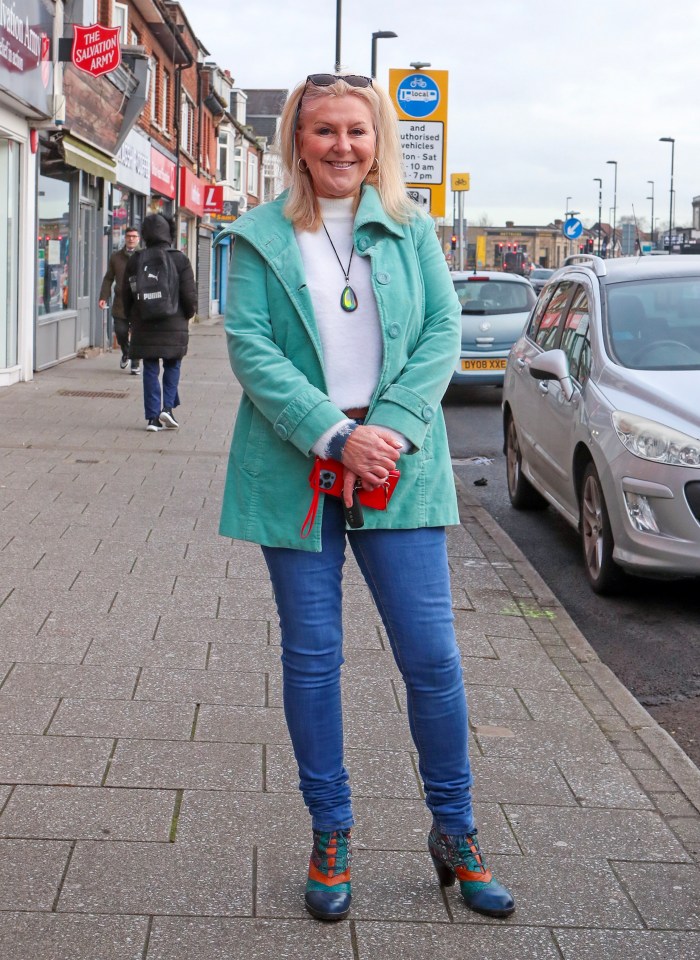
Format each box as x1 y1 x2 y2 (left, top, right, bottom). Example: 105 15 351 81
129 246 180 320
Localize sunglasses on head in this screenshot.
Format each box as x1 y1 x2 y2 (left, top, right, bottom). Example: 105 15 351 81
306 73 373 88
292 74 374 156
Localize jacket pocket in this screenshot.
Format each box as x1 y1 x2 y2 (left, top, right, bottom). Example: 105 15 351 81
419 421 434 463
240 404 267 478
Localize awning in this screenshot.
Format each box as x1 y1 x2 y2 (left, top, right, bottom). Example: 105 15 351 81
61 134 117 182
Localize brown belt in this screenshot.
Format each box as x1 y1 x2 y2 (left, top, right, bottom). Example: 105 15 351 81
343 406 369 419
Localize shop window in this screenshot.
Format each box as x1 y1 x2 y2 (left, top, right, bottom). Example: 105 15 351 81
37 172 72 317
162 71 170 131
113 2 128 43
111 186 130 249
247 152 259 197
218 131 228 181
181 95 195 156
0 139 19 367
179 221 189 259
149 57 159 125
231 147 243 192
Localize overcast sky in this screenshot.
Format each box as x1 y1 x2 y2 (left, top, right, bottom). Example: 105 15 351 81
183 0 699 231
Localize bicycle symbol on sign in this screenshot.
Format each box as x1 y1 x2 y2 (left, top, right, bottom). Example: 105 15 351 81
410 76 427 88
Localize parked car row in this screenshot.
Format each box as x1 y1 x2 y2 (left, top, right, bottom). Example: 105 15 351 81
450 255 700 593
500 254 700 592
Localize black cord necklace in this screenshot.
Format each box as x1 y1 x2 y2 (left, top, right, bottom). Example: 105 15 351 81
322 222 358 312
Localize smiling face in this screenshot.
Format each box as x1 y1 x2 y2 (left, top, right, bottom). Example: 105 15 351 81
296 94 376 200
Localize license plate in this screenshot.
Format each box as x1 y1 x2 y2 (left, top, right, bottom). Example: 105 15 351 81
461 358 507 371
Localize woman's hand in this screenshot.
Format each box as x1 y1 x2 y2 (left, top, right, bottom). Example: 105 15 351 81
341 426 401 507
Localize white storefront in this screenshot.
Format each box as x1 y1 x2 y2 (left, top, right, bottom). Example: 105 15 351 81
0 0 56 386
113 126 151 245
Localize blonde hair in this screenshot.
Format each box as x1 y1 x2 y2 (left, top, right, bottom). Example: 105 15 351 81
278 77 415 231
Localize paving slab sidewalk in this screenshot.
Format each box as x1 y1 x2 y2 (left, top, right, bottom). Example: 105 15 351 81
0 320 698 960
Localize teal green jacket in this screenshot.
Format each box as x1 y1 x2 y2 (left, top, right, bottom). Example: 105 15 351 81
219 185 461 550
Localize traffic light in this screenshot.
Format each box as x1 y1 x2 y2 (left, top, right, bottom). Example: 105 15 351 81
579 244 584 253
450 234 457 251
587 237 594 253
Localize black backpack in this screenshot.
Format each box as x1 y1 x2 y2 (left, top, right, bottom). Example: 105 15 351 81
131 246 180 321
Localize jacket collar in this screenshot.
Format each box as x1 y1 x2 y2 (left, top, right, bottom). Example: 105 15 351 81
354 184 406 239
229 184 405 256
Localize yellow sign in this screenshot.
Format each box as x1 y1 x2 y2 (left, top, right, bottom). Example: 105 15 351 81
476 235 487 267
451 173 470 192
389 68 448 219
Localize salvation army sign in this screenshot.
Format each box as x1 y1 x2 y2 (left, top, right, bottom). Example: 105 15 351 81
72 24 121 78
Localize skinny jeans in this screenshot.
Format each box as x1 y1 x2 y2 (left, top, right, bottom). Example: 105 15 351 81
142 358 181 420
262 495 474 835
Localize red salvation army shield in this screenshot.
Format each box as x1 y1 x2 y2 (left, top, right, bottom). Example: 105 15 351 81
72 24 122 78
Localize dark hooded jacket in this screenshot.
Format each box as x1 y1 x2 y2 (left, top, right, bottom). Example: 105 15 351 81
122 214 197 360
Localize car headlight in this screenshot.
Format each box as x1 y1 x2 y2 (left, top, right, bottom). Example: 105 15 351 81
613 412 700 467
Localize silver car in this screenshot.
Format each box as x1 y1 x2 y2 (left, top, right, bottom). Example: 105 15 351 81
502 254 700 593
450 271 536 387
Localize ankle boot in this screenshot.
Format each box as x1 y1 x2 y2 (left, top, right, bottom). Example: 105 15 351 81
428 825 515 918
304 829 352 921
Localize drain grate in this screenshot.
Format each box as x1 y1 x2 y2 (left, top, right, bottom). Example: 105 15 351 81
57 389 128 399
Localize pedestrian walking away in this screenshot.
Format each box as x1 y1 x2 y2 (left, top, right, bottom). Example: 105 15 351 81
122 213 196 432
218 72 515 923
98 225 141 374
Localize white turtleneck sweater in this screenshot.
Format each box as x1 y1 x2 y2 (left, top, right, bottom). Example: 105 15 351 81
295 197 408 458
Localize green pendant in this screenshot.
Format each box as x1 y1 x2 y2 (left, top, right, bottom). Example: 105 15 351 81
341 285 358 312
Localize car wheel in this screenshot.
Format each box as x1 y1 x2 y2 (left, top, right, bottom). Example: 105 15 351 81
580 462 624 594
505 415 548 510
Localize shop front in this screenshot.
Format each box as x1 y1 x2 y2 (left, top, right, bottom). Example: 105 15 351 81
149 144 176 222
179 166 210 319
35 134 116 369
178 165 203 263
113 127 151 246
0 0 54 385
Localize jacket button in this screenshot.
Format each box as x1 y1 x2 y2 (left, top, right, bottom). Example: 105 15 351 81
376 272 390 284
388 323 401 338
422 405 434 421
358 238 370 251
275 423 288 439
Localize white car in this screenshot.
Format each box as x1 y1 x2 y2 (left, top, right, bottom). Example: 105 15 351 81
450 271 536 387
502 254 700 593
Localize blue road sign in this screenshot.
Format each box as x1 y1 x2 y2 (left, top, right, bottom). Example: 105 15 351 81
563 217 583 240
396 73 440 119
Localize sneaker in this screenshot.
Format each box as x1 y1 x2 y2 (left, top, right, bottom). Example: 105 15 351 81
159 408 179 429
146 418 163 432
119 354 129 369
131 365 141 375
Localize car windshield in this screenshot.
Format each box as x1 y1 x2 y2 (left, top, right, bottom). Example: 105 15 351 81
531 269 553 280
453 279 535 315
606 277 700 370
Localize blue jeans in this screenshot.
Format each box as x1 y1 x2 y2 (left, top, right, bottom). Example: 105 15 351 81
262 496 473 834
142 358 181 420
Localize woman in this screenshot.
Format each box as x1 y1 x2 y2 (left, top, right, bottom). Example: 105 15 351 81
122 213 196 432
219 73 515 922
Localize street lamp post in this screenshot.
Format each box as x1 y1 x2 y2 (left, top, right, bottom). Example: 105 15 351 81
370 31 397 79
659 137 675 251
646 180 655 250
593 178 603 255
606 161 618 258
334 0 342 72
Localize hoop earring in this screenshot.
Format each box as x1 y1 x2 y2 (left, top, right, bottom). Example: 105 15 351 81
369 157 380 174
297 158 309 173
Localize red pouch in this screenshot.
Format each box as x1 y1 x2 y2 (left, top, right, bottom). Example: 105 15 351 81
301 458 400 538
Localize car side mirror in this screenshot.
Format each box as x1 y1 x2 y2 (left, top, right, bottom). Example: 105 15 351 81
529 348 576 401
